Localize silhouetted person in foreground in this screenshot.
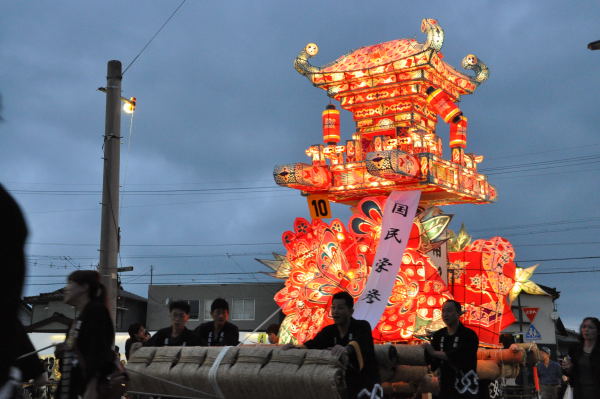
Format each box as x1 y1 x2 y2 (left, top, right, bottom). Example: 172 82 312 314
195 298 239 346
562 316 600 399
55 270 117 399
146 300 196 347
284 291 380 399
0 185 29 396
422 300 479 399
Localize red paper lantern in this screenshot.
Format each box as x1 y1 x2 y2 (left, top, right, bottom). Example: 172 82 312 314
322 104 341 144
449 116 468 149
426 87 462 123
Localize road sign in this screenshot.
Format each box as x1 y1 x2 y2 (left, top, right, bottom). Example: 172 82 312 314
525 323 542 341
523 307 539 323
307 194 332 219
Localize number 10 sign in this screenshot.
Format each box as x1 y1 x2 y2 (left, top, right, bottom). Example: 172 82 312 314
307 194 332 219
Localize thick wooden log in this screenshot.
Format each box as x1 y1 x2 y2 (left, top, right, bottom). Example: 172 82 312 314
222 346 274 399
387 359 516 384
390 365 428 382
126 346 156 393
477 359 500 380
127 346 347 399
297 349 346 399
169 347 208 397
145 346 183 396
193 346 239 398
512 343 542 363
259 349 307 398
393 344 427 365
374 344 398 382
477 346 525 363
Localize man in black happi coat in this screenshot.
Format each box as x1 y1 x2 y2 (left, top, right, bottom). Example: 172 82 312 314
423 300 479 398
292 291 380 399
195 298 239 346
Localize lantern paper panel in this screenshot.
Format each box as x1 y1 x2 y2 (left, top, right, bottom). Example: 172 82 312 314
447 237 518 347
271 197 535 347
373 248 453 342
274 217 370 343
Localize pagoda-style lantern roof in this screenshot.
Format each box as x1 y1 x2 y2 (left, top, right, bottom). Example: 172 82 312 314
278 19 495 207
294 19 488 137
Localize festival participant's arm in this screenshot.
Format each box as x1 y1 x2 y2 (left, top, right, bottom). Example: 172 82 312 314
229 324 240 346
353 320 380 385
144 329 165 347
423 331 444 370
299 326 333 350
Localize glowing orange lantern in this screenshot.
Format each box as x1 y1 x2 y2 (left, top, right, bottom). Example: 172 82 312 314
426 87 462 123
322 104 341 144
449 116 468 149
449 116 468 164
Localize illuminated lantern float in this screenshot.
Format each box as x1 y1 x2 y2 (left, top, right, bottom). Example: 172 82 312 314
270 19 533 347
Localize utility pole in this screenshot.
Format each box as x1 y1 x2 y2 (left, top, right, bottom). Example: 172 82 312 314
99 60 122 323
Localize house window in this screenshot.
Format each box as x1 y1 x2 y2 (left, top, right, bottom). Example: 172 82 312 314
231 298 255 321
184 300 199 320
203 299 214 320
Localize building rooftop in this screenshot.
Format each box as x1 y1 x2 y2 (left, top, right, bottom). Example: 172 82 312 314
24 287 147 304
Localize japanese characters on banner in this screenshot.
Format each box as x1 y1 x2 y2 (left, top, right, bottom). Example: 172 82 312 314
353 190 421 328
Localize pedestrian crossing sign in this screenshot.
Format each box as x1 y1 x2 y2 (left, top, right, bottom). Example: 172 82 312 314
524 324 542 341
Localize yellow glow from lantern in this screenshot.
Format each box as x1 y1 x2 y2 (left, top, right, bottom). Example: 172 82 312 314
337 233 345 241
123 97 136 114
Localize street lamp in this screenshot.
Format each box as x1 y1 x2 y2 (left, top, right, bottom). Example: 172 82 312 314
588 40 600 50
97 87 136 113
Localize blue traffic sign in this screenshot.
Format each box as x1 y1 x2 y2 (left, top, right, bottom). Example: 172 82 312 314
524 324 542 341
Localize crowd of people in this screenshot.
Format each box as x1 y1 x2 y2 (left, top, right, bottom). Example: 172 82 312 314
127 297 241 353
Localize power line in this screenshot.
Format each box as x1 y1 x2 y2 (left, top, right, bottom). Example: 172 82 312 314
514 241 600 247
25 192 297 214
26 271 268 278
485 143 600 161
501 225 600 237
28 241 280 247
516 255 600 263
481 153 600 173
123 0 187 74
488 165 600 181
469 216 600 233
7 152 600 197
27 252 273 260
9 186 283 196
22 268 600 286
25 253 600 263
535 269 600 275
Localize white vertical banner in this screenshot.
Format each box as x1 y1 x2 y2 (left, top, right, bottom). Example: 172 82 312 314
353 190 421 328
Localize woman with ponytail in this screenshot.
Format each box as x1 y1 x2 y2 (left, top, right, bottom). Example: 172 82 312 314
56 270 116 399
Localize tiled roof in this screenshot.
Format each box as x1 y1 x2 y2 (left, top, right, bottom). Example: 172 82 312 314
24 287 147 303
322 39 423 72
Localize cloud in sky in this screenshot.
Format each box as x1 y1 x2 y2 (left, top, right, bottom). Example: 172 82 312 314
2 1 600 329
